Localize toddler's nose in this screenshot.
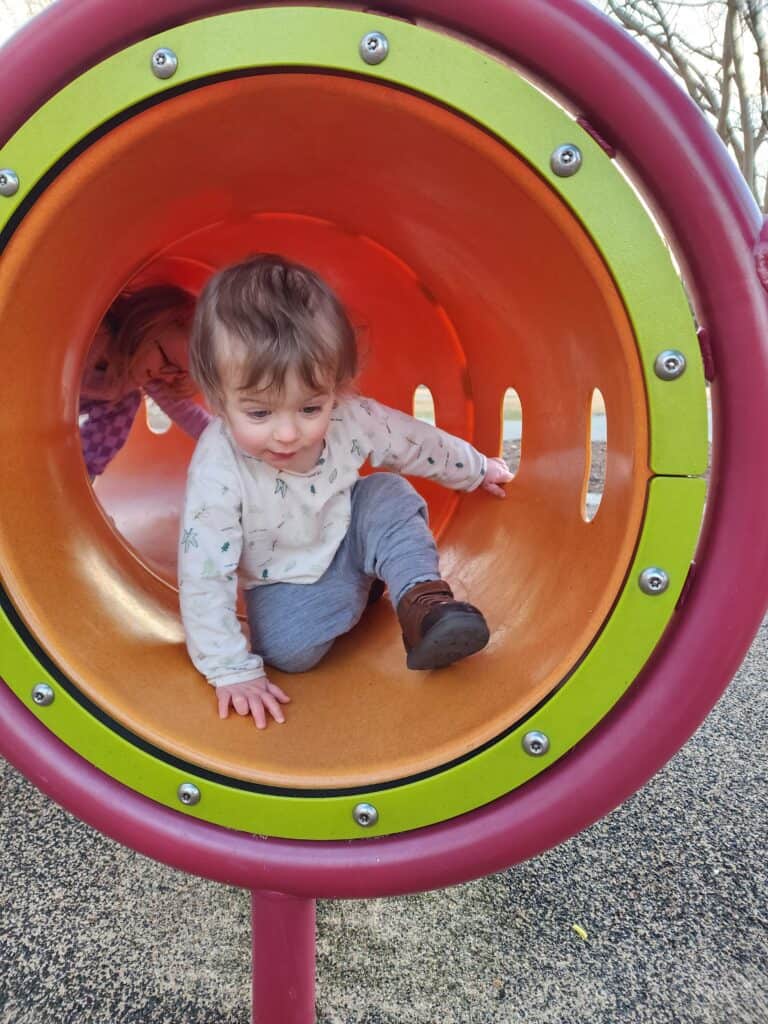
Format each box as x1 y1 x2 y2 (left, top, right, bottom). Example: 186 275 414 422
272 415 299 444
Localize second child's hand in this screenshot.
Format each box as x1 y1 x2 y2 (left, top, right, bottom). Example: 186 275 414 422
482 456 514 498
216 676 290 729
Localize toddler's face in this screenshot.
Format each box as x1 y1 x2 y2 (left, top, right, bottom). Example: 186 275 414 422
221 366 336 473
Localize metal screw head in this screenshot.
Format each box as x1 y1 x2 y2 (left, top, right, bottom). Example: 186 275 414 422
151 47 179 79
31 683 54 707
550 144 583 177
654 349 687 381
177 782 201 806
638 567 670 595
0 169 20 197
522 730 550 756
360 31 389 65
353 802 379 827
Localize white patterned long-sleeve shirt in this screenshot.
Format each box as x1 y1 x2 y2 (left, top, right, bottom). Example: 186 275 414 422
178 395 486 688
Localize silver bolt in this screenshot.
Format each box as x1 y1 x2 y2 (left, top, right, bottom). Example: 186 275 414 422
177 782 201 806
31 683 54 707
654 349 687 381
550 144 583 177
522 730 550 756
353 802 379 827
151 47 179 80
359 31 389 65
0 169 20 197
638 567 670 595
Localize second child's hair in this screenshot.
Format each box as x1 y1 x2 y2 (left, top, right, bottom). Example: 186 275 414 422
190 254 358 406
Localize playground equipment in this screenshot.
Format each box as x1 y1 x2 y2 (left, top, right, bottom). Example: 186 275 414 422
1 1 766 1020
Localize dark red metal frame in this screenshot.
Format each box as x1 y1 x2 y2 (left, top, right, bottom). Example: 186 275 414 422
1 0 767 901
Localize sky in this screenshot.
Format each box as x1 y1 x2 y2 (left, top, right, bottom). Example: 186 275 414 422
0 1 43 44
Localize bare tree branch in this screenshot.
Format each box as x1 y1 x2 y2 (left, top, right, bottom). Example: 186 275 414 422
601 0 767 211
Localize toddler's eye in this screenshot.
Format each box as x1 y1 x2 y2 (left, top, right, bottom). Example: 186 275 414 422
247 409 270 420
302 405 322 415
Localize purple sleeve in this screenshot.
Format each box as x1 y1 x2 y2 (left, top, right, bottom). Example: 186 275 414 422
144 383 213 440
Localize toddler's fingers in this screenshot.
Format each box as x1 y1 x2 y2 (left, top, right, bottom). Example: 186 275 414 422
248 695 268 730
261 691 286 724
485 483 507 498
217 692 231 719
491 464 514 483
232 693 251 716
267 682 291 704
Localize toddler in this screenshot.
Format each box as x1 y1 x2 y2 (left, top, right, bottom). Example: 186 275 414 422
179 255 513 728
80 285 212 478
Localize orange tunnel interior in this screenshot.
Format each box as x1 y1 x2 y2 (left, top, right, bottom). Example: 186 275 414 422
0 73 648 789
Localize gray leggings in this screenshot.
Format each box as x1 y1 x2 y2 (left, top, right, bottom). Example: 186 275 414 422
244 473 440 672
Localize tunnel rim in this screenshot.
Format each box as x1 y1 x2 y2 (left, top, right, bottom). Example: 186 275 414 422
0 10 705 838
0 0 764 891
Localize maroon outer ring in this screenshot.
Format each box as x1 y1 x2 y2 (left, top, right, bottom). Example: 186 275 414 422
1 0 767 899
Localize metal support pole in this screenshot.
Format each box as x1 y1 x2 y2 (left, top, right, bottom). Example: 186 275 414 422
251 890 317 1024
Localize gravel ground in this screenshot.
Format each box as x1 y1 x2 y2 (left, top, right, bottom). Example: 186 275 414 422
1 609 765 1024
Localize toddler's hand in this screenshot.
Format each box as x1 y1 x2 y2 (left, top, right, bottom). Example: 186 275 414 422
216 676 290 729
482 456 514 498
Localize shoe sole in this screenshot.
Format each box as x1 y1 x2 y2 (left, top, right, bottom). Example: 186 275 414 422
406 611 490 671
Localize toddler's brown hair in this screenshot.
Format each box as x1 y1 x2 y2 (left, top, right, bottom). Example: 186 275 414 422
190 254 358 407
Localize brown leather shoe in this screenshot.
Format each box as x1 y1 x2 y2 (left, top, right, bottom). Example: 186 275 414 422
397 580 490 670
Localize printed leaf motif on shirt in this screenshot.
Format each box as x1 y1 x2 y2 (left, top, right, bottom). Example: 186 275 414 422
181 527 199 552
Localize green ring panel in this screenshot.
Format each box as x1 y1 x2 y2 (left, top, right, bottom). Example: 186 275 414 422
0 8 708 839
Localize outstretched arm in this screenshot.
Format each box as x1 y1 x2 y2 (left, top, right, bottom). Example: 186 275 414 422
354 397 512 495
179 439 267 690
